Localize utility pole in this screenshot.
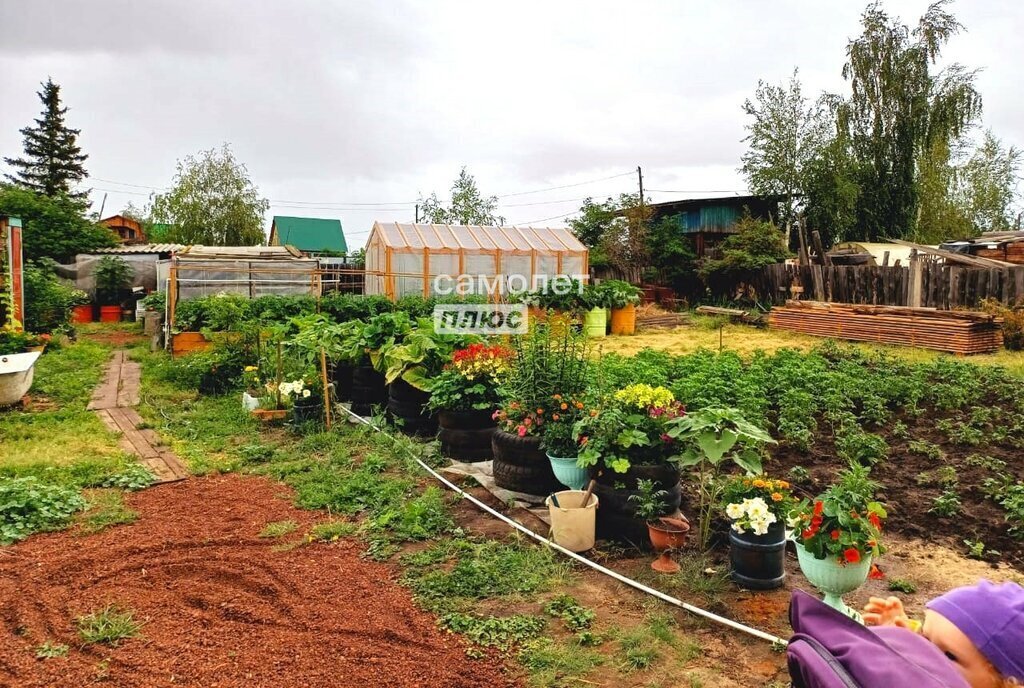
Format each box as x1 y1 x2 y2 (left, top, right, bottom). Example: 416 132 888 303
637 166 644 208
97 192 107 220
415 204 419 224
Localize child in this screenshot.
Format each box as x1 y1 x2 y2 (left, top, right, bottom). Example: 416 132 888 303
863 580 1024 688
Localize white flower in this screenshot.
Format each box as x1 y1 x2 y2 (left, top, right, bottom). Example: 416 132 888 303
725 502 745 520
302 389 311 398
746 497 770 520
787 513 803 529
731 522 746 534
750 517 770 536
763 512 778 525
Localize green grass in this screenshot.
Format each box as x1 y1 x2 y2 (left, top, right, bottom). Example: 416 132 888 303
0 340 133 479
76 605 143 646
440 613 547 653
78 490 138 535
308 520 358 541
259 520 298 538
518 637 604 688
34 642 69 659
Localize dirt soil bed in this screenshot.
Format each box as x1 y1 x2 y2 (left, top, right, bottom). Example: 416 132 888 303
0 475 519 688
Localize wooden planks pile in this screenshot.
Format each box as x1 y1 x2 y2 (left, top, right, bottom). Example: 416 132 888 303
768 301 1004 355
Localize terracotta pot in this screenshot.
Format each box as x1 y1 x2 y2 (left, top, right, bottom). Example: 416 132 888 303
251 408 288 422
610 304 637 335
647 516 690 573
99 305 122 323
72 304 94 324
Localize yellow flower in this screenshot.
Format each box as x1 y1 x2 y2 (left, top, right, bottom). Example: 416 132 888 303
777 480 790 489
244 365 258 372
752 479 767 488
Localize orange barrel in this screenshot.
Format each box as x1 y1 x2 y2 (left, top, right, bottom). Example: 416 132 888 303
99 306 122 323
610 304 637 335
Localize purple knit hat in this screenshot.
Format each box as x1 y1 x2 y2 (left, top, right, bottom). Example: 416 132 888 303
926 580 1024 681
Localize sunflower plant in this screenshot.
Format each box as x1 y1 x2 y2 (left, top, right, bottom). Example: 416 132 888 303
789 464 886 565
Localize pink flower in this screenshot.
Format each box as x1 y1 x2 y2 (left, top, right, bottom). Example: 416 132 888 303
660 433 672 443
523 417 532 426
492 410 501 420
517 425 527 437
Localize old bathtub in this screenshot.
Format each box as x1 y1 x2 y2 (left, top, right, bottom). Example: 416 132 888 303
0 351 41 407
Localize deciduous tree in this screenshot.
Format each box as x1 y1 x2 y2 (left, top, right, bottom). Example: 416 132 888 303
418 168 502 226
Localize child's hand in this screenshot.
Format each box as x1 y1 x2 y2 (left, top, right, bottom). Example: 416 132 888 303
862 596 910 627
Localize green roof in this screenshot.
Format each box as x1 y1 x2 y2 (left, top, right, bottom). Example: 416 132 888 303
271 216 347 253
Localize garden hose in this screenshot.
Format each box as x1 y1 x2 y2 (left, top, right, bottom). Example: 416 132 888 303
339 405 788 647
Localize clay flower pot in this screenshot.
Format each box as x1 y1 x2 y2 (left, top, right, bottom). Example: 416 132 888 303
251 408 287 423
647 516 690 573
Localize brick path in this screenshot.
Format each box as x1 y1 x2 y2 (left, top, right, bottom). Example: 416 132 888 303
89 350 188 483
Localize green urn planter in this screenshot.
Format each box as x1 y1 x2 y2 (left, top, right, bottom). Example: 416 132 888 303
547 453 588 490
795 542 871 622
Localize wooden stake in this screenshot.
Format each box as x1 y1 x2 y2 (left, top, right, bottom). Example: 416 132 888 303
320 347 331 429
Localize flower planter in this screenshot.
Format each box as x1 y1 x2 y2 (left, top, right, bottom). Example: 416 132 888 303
388 378 437 436
350 364 387 417
293 396 324 424
171 331 212 357
437 409 495 461
331 362 354 402
547 453 588 490
72 304 94 324
582 307 607 339
594 463 682 547
647 517 690 573
251 408 288 423
610 304 637 335
491 429 562 495
0 351 41 407
795 542 871 620
99 305 122 323
729 521 787 590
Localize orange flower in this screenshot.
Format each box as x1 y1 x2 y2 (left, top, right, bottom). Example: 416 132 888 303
770 492 784 502
560 402 568 410
589 409 598 417
830 529 841 541
869 564 884 580
776 480 790 489
537 408 544 414
575 401 584 409
552 413 560 421
752 479 767 488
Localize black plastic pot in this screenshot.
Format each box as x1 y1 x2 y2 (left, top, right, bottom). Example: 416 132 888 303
331 362 354 402
437 409 496 462
491 429 561 495
292 396 324 425
593 462 681 546
387 379 437 436
729 521 787 590
350 365 387 417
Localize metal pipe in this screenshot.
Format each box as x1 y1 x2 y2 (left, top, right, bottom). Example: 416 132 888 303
339 406 788 647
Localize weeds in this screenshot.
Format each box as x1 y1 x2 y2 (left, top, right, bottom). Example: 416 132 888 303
544 594 596 632
78 490 138 535
76 605 143 645
0 477 87 545
519 637 603 688
99 464 156 491
887 578 918 594
441 613 546 653
308 520 357 541
259 520 298 538
35 642 69 659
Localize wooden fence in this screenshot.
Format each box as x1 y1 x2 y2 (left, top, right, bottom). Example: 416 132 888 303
755 261 1024 309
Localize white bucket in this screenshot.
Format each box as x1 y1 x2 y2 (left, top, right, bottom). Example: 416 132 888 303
545 490 598 552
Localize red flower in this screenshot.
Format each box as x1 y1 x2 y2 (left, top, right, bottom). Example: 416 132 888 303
813 501 824 517
869 564 884 580
868 513 882 530
830 529 841 541
801 528 816 540
843 548 861 564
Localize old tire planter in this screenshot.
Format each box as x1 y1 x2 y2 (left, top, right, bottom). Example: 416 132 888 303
729 521 786 590
350 364 387 417
292 397 324 425
331 363 354 402
438 409 495 461
593 463 681 546
491 430 561 495
387 379 437 436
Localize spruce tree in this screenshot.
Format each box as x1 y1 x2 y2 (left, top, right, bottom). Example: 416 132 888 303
4 78 89 203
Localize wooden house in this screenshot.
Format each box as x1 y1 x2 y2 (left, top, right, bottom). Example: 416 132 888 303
648 194 784 258
100 215 145 244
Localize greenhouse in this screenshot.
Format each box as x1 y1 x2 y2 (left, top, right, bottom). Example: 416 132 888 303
363 221 589 298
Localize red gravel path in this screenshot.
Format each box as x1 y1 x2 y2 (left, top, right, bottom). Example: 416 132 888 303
0 475 520 688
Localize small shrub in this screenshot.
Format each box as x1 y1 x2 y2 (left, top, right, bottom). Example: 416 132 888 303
980 298 1024 350
887 578 918 594
0 477 86 545
100 464 156 491
929 489 961 517
544 595 596 632
441 613 546 652
76 605 143 645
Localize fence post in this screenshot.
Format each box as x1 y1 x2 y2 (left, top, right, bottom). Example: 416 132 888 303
908 250 923 308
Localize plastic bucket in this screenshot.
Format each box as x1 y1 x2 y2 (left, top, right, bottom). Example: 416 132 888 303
583 307 607 338
610 304 636 335
99 305 122 323
545 490 598 552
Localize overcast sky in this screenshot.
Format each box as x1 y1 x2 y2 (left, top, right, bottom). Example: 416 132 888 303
1 1 1020 248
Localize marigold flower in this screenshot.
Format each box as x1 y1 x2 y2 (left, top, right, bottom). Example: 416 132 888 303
536 408 544 414
752 479 767 488
777 480 790 489
770 492 784 502
560 403 568 410
589 409 598 417
552 413 560 421
575 401 584 409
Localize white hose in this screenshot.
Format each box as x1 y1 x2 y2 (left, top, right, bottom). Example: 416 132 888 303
339 406 788 646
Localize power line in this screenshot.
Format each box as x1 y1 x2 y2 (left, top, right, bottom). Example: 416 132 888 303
517 210 579 225
646 188 747 194
496 171 634 198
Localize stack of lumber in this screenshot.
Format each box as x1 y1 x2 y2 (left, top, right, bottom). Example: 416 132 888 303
976 240 1024 266
768 301 1003 355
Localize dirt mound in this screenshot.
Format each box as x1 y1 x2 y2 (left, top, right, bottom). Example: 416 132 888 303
0 475 519 688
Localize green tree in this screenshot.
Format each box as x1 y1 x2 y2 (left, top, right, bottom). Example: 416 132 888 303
418 168 502 225
152 144 269 245
802 104 861 248
698 215 790 284
0 184 115 262
959 130 1022 232
740 69 833 233
4 79 89 204
596 193 651 275
842 0 981 241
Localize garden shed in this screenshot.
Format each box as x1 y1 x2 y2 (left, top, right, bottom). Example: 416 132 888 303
363 222 588 299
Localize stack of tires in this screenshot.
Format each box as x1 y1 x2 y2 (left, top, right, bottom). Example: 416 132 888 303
491 430 562 496
387 379 437 436
437 410 496 461
350 364 387 417
592 463 682 549
332 362 354 403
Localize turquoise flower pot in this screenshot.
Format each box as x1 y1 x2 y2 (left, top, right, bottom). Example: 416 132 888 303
547 453 589 490
795 542 871 622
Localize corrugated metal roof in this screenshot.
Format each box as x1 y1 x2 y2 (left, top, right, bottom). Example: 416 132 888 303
369 222 586 252
94 243 184 254
271 216 347 253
